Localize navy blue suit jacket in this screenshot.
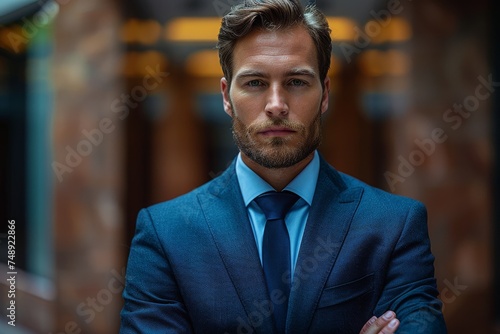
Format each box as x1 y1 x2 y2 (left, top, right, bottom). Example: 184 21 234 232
120 157 447 333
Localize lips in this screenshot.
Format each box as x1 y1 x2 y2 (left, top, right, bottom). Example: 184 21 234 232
258 127 296 136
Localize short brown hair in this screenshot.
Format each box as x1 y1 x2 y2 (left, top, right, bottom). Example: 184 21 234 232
217 0 332 87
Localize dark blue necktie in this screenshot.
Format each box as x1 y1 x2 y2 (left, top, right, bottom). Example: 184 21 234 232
254 191 299 334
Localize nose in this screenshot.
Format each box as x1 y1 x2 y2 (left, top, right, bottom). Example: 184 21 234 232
265 84 289 117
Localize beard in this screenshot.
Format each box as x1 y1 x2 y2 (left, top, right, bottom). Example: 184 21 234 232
231 108 322 169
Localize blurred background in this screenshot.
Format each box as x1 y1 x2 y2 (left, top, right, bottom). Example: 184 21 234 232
0 0 497 333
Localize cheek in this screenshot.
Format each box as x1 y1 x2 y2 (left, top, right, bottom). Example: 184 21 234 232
231 94 263 122
292 96 322 122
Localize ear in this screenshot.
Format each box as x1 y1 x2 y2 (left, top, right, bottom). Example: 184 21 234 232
320 76 330 115
221 77 233 117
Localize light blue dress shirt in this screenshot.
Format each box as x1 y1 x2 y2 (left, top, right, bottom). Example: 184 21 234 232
235 150 320 275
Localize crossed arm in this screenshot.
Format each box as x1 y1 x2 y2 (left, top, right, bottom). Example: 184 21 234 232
121 199 445 333
360 311 399 334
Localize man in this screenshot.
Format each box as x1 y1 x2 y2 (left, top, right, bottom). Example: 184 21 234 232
120 0 447 333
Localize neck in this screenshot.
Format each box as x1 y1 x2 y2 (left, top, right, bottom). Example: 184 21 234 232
241 152 315 192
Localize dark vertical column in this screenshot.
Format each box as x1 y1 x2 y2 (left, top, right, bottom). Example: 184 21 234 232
124 77 153 244
2 52 27 270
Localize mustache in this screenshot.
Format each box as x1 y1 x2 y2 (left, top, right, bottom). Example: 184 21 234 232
246 118 305 133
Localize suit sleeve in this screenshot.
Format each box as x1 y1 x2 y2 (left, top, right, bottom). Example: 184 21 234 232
120 208 194 333
374 201 447 333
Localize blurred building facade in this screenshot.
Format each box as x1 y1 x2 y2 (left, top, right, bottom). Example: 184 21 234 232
0 0 497 333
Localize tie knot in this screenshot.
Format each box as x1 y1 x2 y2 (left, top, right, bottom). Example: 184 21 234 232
254 191 299 221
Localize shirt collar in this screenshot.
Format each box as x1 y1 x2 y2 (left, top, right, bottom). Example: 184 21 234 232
236 150 320 206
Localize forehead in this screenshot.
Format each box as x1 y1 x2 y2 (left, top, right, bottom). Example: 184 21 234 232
232 25 318 76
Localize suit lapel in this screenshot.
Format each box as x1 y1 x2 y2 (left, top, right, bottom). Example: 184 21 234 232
287 159 363 334
198 162 276 334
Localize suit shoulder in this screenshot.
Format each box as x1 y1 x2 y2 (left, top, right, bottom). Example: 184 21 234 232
145 182 208 218
143 162 236 223
338 171 425 213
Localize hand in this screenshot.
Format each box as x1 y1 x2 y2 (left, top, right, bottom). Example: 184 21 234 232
359 311 400 334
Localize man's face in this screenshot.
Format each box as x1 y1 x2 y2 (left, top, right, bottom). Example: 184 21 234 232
221 25 330 169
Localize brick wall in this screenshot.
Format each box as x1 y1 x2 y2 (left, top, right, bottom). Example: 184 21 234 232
51 0 125 332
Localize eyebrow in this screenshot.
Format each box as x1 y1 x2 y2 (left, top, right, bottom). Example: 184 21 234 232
286 68 317 78
235 70 267 79
234 68 317 80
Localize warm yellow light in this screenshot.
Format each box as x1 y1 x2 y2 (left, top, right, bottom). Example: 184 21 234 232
138 20 162 45
359 50 385 77
388 18 412 42
121 19 139 43
165 16 359 43
185 50 223 77
370 17 412 44
0 25 28 53
123 51 168 77
126 16 410 45
359 49 410 77
122 19 162 45
327 17 357 41
165 18 222 42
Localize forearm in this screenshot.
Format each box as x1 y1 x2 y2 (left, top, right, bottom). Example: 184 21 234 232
374 202 446 333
